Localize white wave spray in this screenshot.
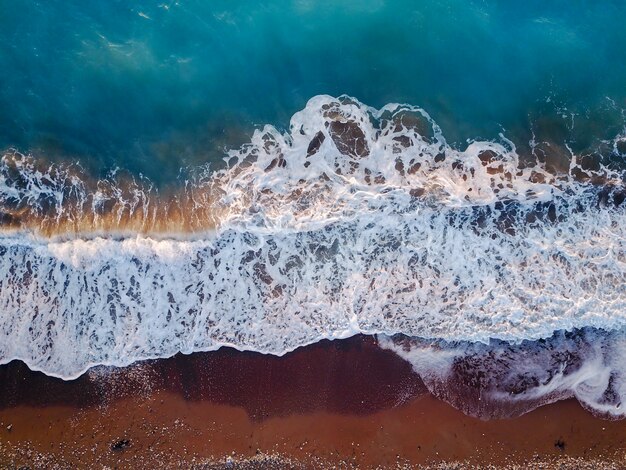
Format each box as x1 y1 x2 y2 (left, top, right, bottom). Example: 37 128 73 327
1 95 625 417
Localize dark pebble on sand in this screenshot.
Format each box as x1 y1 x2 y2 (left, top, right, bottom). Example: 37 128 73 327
555 438 566 451
111 438 131 451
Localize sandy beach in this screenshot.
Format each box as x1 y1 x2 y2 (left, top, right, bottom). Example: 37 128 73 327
1 336 624 469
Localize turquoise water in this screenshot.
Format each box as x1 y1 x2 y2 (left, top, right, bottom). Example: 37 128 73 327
2 0 626 181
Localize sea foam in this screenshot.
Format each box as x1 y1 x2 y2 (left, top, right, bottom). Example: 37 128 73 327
1 95 625 417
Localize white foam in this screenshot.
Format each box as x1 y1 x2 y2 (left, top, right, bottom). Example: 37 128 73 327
0 95 625 419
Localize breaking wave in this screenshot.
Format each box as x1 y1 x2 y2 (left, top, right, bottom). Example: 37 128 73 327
1 95 626 418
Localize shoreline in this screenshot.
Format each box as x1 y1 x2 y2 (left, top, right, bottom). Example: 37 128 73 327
1 336 625 468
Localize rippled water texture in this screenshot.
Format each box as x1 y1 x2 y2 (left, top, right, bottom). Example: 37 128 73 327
2 1 626 180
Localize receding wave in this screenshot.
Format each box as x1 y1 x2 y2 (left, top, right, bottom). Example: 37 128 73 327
380 328 626 419
1 95 625 418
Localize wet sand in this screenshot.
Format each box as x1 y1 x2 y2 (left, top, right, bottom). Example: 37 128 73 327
0 336 625 469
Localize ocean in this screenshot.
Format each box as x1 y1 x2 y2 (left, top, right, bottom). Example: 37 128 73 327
1 0 625 419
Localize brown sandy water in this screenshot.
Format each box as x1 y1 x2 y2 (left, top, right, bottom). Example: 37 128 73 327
3 128 621 240
0 151 226 237
0 336 625 469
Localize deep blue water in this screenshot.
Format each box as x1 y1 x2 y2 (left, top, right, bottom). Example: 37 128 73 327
1 0 626 181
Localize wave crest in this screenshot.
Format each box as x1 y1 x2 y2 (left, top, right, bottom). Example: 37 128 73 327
1 95 625 420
